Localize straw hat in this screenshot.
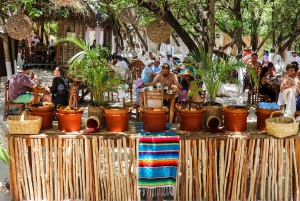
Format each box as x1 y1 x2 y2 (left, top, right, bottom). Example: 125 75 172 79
244 46 252 51
179 70 194 77
282 88 293 102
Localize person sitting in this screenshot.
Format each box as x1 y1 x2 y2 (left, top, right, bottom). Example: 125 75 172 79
152 59 161 73
149 63 179 87
174 69 203 106
111 55 128 80
173 79 189 106
43 66 69 106
135 79 147 105
141 60 155 85
259 67 276 102
9 63 40 104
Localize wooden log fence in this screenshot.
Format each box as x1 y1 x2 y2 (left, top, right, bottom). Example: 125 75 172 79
6 133 300 201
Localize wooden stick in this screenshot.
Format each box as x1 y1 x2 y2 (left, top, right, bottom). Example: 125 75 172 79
192 140 200 200
38 139 47 200
224 139 232 201
54 139 58 201
219 140 225 201
285 140 290 201
253 139 264 200
188 140 192 201
236 140 245 199
231 139 241 201
278 140 283 201
49 138 53 201
202 140 207 200
19 138 29 200
226 139 236 200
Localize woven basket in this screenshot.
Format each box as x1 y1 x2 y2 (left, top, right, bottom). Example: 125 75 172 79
5 14 33 40
146 19 171 44
119 7 137 24
266 111 299 138
49 0 79 6
7 111 42 134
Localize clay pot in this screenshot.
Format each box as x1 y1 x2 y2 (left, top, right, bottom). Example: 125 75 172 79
56 112 83 132
88 105 105 128
256 109 281 131
142 113 168 132
29 110 54 130
104 113 130 132
223 112 249 132
179 112 204 131
28 104 54 112
223 105 249 114
203 105 223 127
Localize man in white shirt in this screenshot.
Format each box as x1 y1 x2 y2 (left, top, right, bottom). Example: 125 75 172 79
162 51 174 70
111 55 128 80
287 50 300 67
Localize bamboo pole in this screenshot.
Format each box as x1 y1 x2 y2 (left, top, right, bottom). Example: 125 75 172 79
188 140 192 201
80 139 86 200
202 140 207 200
278 140 283 201
192 140 200 200
49 138 54 201
236 140 245 199
285 140 290 201
123 137 131 201
226 139 236 200
198 140 202 200
254 139 264 200
219 140 225 201
54 139 58 201
38 140 47 200
208 139 213 201
45 139 50 200
224 139 232 201
31 139 38 200
291 139 300 200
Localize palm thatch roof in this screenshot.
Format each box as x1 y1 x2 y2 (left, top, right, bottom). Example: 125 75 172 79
2 0 98 27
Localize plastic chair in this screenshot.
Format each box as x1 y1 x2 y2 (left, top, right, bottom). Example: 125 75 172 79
3 81 25 121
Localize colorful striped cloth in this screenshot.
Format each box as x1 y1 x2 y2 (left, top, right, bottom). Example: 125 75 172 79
136 122 180 197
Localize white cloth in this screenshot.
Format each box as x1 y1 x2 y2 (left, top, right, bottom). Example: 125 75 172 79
277 92 286 106
112 61 128 80
284 89 296 117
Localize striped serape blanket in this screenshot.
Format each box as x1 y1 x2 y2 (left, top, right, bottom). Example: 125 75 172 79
136 122 180 197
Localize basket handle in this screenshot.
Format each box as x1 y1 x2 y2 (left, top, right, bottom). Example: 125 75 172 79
20 111 28 121
270 110 296 123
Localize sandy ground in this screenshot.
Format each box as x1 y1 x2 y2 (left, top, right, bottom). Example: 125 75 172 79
0 67 256 200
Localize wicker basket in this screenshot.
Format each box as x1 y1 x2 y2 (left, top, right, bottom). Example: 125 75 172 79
5 14 33 40
7 111 42 134
266 111 299 138
119 7 137 24
146 19 171 44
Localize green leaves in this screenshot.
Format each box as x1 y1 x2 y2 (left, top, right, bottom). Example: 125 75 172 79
0 140 11 165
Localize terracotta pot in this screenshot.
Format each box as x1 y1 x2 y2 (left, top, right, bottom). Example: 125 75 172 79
223 105 249 114
29 110 54 130
56 112 83 132
142 113 168 132
179 112 204 131
140 107 169 115
28 104 54 112
256 110 281 131
224 112 249 132
104 113 130 132
101 106 131 115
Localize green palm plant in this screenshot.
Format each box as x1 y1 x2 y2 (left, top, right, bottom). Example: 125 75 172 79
187 48 257 106
54 37 122 107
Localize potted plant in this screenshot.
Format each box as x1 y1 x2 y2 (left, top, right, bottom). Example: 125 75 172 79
187 48 257 131
54 37 124 127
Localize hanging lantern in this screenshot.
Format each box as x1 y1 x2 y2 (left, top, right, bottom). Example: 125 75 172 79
5 14 33 40
49 0 79 6
146 19 171 44
119 7 137 24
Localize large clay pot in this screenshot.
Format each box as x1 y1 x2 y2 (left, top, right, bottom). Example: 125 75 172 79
179 112 204 131
56 112 83 132
29 110 54 130
256 109 281 131
142 113 168 132
104 113 130 132
224 112 249 132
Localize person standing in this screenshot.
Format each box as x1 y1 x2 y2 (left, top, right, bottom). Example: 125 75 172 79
162 52 174 70
9 63 39 104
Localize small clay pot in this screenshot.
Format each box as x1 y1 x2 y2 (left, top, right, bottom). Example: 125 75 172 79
56 112 83 132
104 113 130 132
142 113 168 132
223 105 249 114
179 112 204 131
29 110 54 130
256 110 281 131
224 112 249 132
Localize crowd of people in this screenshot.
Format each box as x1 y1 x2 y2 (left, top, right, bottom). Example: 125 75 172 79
244 49 300 116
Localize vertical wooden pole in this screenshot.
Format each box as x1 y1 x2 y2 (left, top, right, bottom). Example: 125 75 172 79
294 139 300 200
56 17 62 65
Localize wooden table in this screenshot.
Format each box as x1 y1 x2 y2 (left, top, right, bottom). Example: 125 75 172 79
139 90 176 123
6 123 300 201
28 86 45 103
